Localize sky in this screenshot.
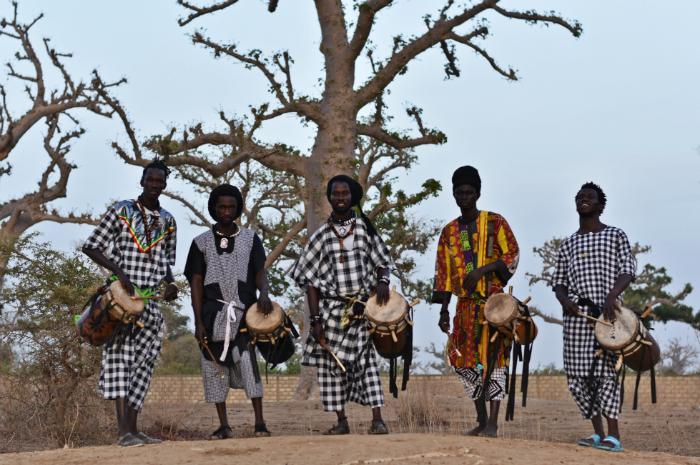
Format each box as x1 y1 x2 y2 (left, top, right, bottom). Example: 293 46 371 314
2 0 699 371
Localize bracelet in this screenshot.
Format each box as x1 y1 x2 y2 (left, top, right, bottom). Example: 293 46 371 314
309 314 322 325
378 276 390 285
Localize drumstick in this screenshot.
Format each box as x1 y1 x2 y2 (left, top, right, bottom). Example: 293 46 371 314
576 311 613 327
200 339 226 379
319 339 346 373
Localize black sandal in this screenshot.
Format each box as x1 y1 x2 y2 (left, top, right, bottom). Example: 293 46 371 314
368 419 389 435
210 425 234 440
254 423 271 437
323 417 350 435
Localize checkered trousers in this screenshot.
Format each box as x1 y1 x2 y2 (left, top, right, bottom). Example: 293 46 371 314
568 376 621 419
84 200 176 288
454 367 507 401
98 301 164 410
200 352 263 403
553 226 636 378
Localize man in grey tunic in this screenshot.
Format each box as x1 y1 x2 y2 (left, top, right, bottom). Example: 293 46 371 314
553 182 636 453
185 184 273 439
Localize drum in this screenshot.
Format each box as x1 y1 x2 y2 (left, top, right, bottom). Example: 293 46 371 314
594 306 660 372
365 290 413 358
483 293 537 344
246 301 297 365
77 281 145 346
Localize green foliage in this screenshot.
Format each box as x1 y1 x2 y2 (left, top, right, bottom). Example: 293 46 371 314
530 363 566 376
0 236 106 447
158 334 201 375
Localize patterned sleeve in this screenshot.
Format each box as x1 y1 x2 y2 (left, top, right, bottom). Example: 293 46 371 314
617 230 637 278
495 215 520 277
291 228 332 292
166 217 177 267
370 233 394 271
83 205 120 251
431 226 452 304
552 239 570 288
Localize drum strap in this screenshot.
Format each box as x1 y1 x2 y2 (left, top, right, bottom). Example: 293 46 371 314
505 342 520 421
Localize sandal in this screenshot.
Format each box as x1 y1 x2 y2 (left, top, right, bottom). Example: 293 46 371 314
323 417 350 435
254 423 271 437
136 432 163 444
594 435 624 452
117 432 145 447
368 419 389 435
210 425 234 440
577 434 601 447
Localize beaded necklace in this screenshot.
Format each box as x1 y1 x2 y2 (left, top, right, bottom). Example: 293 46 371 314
329 213 356 263
135 198 161 261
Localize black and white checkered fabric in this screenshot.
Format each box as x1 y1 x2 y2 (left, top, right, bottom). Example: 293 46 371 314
194 229 253 342
292 220 393 411
553 226 636 378
84 200 176 288
200 353 263 403
454 367 507 401
98 302 164 410
86 200 176 410
568 376 621 419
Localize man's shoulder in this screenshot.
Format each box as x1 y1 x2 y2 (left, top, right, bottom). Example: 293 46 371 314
193 229 213 243
110 199 135 214
158 206 176 224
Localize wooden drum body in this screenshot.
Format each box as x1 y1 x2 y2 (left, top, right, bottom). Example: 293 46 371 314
246 301 296 365
483 293 537 344
77 281 145 346
594 306 660 372
365 290 413 359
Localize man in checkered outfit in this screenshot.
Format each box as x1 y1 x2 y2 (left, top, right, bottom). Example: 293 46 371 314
553 181 636 453
83 160 178 447
292 175 393 435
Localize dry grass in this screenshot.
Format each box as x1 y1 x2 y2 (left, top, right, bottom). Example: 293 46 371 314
0 376 113 453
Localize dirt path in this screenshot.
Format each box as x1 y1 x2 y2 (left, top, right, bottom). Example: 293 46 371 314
3 433 699 465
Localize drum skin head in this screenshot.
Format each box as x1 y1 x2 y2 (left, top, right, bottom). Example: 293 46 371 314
484 293 519 326
595 306 639 351
365 290 407 323
246 301 284 333
108 281 144 315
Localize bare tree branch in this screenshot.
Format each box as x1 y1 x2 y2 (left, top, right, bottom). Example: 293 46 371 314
349 0 393 60
264 217 306 269
177 0 241 26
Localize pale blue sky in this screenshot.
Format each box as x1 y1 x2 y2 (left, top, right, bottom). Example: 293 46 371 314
2 1 699 370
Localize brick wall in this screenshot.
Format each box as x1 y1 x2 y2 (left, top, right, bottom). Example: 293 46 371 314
145 374 700 407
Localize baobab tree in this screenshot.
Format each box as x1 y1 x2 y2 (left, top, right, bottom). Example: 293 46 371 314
104 0 582 397
0 3 124 284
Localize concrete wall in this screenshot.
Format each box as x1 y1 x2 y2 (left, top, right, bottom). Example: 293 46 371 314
145 374 700 407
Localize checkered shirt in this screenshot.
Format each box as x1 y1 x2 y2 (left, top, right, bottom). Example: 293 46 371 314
553 226 636 378
291 220 392 411
84 200 176 288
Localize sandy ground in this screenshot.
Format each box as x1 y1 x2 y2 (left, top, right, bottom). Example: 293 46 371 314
2 392 699 463
3 433 699 465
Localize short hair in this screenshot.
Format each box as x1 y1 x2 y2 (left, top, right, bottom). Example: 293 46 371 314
141 159 170 181
580 181 607 212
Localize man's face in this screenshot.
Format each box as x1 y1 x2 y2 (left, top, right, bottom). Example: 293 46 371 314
329 181 353 215
140 168 167 198
215 195 238 225
453 184 480 211
575 188 603 217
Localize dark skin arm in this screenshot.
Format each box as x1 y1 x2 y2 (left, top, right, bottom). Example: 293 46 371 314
375 266 390 306
255 268 273 314
603 273 634 322
82 246 178 301
190 273 206 343
438 294 451 334
554 284 581 317
462 260 507 295
307 284 325 343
